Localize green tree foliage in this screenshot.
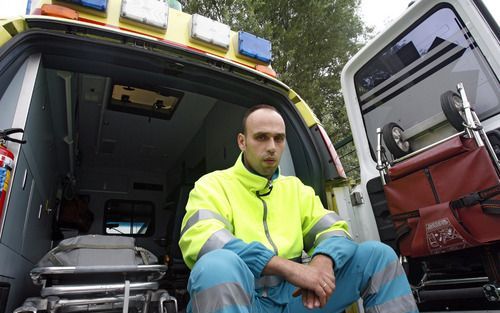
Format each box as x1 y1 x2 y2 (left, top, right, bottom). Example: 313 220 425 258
183 0 369 140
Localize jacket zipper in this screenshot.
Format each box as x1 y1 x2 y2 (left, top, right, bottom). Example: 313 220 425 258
424 168 440 203
257 179 279 255
258 197 279 254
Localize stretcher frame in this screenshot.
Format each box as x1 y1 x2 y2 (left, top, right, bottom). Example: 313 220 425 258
375 82 500 303
377 83 500 183
14 264 177 313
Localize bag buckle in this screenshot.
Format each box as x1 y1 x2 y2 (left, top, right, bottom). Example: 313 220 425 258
458 192 482 208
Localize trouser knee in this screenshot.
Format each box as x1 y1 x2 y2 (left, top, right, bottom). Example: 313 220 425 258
357 242 418 312
189 249 253 290
358 241 398 263
188 250 254 313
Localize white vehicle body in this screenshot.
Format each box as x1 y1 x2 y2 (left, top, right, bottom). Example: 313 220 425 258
0 1 347 312
341 0 499 311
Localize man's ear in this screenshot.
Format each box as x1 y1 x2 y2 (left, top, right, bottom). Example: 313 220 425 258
237 133 246 151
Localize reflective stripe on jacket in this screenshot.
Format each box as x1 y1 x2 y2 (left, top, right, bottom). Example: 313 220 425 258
179 154 350 275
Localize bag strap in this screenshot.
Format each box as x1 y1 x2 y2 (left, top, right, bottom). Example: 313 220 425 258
394 223 412 256
479 199 500 215
135 247 150 265
391 211 419 249
395 223 412 240
47 251 64 266
391 210 420 221
450 184 500 211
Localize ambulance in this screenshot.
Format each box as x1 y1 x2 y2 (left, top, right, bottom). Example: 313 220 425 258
341 0 499 311
0 0 346 312
0 0 498 312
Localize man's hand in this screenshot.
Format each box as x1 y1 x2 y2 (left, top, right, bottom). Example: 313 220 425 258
293 255 336 309
262 254 335 309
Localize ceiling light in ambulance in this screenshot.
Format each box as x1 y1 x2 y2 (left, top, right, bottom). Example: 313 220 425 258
189 14 230 51
238 31 272 64
120 0 169 32
110 85 183 120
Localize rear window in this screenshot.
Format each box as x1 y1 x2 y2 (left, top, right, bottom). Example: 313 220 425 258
110 85 183 120
355 4 500 158
104 200 154 236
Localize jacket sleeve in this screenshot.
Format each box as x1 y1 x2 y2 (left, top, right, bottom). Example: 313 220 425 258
299 181 352 260
178 174 274 277
311 236 358 269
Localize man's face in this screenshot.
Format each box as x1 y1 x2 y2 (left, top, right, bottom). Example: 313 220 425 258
238 108 286 178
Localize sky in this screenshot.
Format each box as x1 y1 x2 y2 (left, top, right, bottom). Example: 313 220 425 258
0 0 499 34
0 0 26 18
360 0 500 35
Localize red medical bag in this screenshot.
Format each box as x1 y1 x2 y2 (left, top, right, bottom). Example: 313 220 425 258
384 135 500 257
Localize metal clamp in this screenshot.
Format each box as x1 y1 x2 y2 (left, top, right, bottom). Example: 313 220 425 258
0 128 26 144
375 127 388 185
483 284 500 302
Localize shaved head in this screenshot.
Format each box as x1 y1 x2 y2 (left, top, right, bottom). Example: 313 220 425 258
238 105 286 178
242 104 280 134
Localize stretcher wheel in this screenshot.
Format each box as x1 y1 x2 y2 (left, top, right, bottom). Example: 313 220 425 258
441 90 465 131
382 122 411 158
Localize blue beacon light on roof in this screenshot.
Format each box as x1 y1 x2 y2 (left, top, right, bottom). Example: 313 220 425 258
238 31 272 64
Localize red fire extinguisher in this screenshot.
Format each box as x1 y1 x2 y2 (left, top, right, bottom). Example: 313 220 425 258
0 128 26 218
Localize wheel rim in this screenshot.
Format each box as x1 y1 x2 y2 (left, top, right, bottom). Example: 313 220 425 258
452 94 463 110
392 127 410 152
452 94 466 119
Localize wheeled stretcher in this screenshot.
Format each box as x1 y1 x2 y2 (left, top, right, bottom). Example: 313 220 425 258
14 235 177 313
377 83 500 303
384 134 500 257
378 83 500 258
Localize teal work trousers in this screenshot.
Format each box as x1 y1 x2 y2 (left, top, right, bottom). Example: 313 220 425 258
187 240 419 313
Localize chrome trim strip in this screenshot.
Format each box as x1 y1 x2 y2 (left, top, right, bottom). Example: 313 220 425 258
41 282 158 297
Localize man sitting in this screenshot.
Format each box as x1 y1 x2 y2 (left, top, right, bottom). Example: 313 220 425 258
179 104 418 313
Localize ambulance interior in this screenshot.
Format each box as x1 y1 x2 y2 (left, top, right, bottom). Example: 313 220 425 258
0 37 322 311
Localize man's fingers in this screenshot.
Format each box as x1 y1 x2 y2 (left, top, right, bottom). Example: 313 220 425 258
303 290 317 309
298 288 330 309
297 279 335 308
302 290 310 308
307 291 317 309
321 283 331 297
294 288 317 309
315 295 321 308
315 285 328 308
322 279 336 296
315 279 335 308
324 273 335 286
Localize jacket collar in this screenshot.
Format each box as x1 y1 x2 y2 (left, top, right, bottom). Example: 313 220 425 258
231 153 280 195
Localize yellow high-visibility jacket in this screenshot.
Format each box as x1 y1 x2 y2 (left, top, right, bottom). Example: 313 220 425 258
179 155 351 277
